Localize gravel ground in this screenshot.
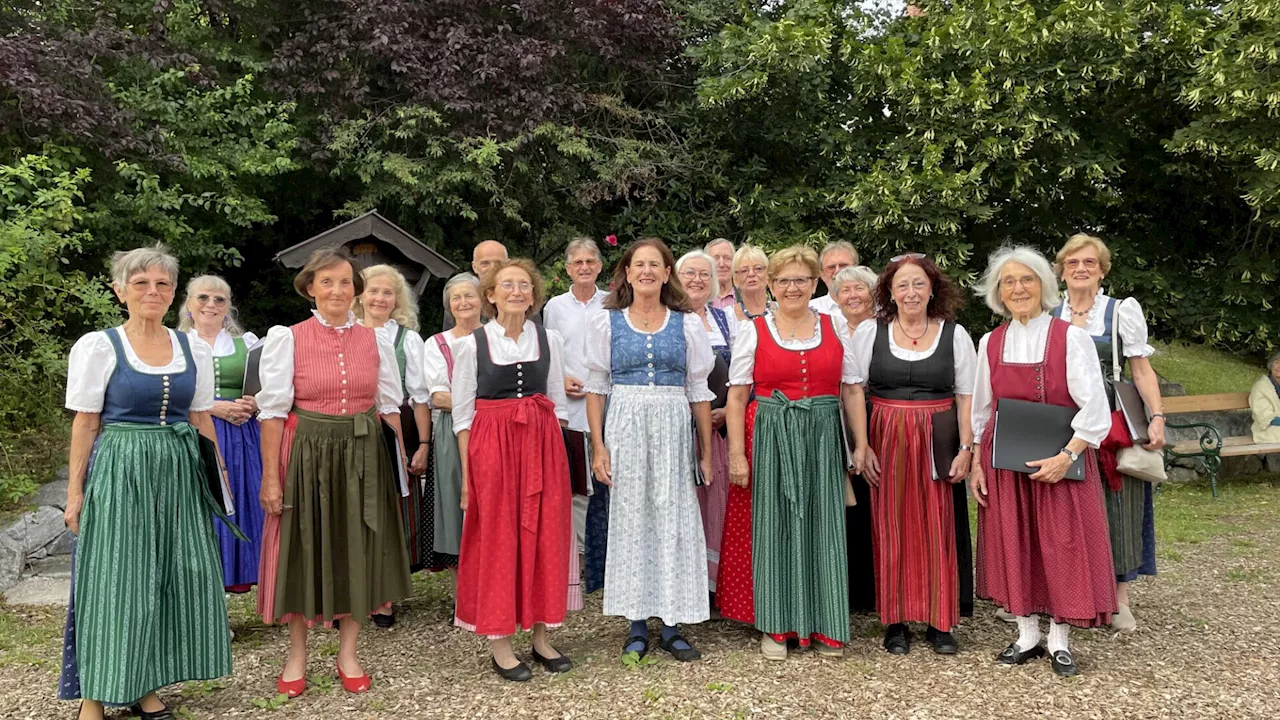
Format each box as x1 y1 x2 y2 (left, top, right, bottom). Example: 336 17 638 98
3 482 1279 719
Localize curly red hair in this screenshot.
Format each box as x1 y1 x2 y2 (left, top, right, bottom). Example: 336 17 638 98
874 255 964 323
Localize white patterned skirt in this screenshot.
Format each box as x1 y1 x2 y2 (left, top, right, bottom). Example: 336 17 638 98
602 384 709 625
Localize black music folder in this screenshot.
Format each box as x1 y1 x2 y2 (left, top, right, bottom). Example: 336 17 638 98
991 398 1085 481
242 340 264 399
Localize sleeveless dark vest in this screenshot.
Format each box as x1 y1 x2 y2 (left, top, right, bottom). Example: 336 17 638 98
474 324 551 399
867 321 957 401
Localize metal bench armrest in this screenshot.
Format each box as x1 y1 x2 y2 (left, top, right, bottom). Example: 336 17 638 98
1163 421 1223 497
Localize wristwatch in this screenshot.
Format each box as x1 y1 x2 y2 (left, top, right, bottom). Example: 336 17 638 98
1060 447 1079 463
958 444 973 452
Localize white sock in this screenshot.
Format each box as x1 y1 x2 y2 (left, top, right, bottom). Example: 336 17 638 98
1015 614 1042 652
1047 620 1071 655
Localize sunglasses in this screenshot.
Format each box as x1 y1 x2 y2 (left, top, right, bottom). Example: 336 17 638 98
196 293 228 306
890 252 926 263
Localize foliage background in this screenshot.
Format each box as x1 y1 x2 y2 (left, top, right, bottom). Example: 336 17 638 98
0 0 1277 493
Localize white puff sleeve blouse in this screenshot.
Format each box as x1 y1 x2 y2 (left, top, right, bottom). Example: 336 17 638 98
970 313 1110 448
66 328 215 413
450 320 569 433
255 311 404 421
368 320 430 406
727 314 861 387
847 319 978 395
583 308 716 403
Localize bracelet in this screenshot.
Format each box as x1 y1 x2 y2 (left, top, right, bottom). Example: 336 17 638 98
1150 413 1165 420
418 438 429 445
958 444 973 452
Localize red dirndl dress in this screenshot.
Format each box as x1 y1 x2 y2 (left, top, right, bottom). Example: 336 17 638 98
974 319 1116 628
715 402 758 623
453 326 572 637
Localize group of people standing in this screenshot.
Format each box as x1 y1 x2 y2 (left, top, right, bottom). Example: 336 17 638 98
58 230 1168 718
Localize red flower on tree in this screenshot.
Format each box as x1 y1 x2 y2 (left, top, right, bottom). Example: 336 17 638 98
605 234 618 246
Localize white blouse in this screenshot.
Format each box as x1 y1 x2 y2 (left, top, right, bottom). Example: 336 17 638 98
970 313 1110 447
582 308 716 403
255 310 403 421
848 319 978 395
727 314 861 386
809 294 840 317
364 319 430 406
423 328 468 397
450 320 570 433
66 328 215 413
699 306 736 348
186 328 261 356
1056 289 1155 359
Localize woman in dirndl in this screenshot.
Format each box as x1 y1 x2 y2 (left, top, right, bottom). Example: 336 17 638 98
830 265 879 613
181 275 264 593
256 248 412 696
675 249 736 607
451 259 575 681
851 255 977 656
725 246 860 660
585 238 716 662
355 264 450 627
1054 234 1166 632
969 245 1115 677
60 245 235 720
422 273 482 590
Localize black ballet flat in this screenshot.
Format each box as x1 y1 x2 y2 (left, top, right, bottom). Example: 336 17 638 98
926 626 959 655
1050 649 1079 677
371 612 396 629
622 634 650 659
532 647 573 673
995 643 1045 665
491 655 532 682
130 703 173 720
659 634 702 662
883 623 910 655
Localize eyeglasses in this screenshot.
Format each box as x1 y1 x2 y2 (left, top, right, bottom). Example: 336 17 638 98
129 279 174 292
773 276 815 288
196 293 228 306
679 269 711 281
823 261 852 273
498 280 533 292
1064 258 1099 270
568 258 600 268
1000 275 1040 289
891 252 926 263
735 265 767 276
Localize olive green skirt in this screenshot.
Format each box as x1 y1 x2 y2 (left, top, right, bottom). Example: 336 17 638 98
273 408 412 623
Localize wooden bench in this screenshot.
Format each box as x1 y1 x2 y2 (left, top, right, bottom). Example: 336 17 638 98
1163 393 1280 497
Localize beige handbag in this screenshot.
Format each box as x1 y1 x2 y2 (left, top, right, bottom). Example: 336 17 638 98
1109 302 1167 483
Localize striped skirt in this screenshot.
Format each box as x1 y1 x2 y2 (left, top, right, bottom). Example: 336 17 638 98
601 385 709 625
751 392 849 645
868 397 963 631
1106 474 1157 582
58 423 231 704
256 408 412 625
696 427 731 591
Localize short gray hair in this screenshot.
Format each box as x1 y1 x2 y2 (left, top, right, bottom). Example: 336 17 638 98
705 237 734 254
819 240 859 266
110 243 178 289
830 265 878 297
442 272 481 308
565 237 601 263
178 275 245 336
675 250 719 302
1268 349 1280 369
977 245 1061 317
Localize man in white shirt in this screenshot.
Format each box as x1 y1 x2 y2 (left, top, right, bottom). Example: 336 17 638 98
705 238 737 310
542 237 607 559
810 241 859 316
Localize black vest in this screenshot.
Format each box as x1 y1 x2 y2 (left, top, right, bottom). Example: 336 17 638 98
474 325 551 399
867 320 956 401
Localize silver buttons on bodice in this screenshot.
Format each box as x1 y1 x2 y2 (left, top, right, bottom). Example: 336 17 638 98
160 374 170 425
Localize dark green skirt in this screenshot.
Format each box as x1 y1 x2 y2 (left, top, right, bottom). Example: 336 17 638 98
273 408 412 623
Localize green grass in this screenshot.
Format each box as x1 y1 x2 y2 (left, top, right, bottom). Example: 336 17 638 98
0 602 64 667
1149 339 1264 396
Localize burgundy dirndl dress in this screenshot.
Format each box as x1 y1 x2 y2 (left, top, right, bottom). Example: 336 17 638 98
454 325 573 637
974 319 1116 628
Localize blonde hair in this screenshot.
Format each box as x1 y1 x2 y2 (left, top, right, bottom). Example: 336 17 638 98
1054 233 1113 277
479 259 547 318
731 244 769 288
354 264 419 331
178 275 245 335
767 245 821 280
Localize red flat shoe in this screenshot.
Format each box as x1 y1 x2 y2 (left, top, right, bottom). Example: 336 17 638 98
337 661 371 694
277 673 306 698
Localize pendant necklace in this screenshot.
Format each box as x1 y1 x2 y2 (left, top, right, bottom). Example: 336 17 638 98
898 319 928 347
